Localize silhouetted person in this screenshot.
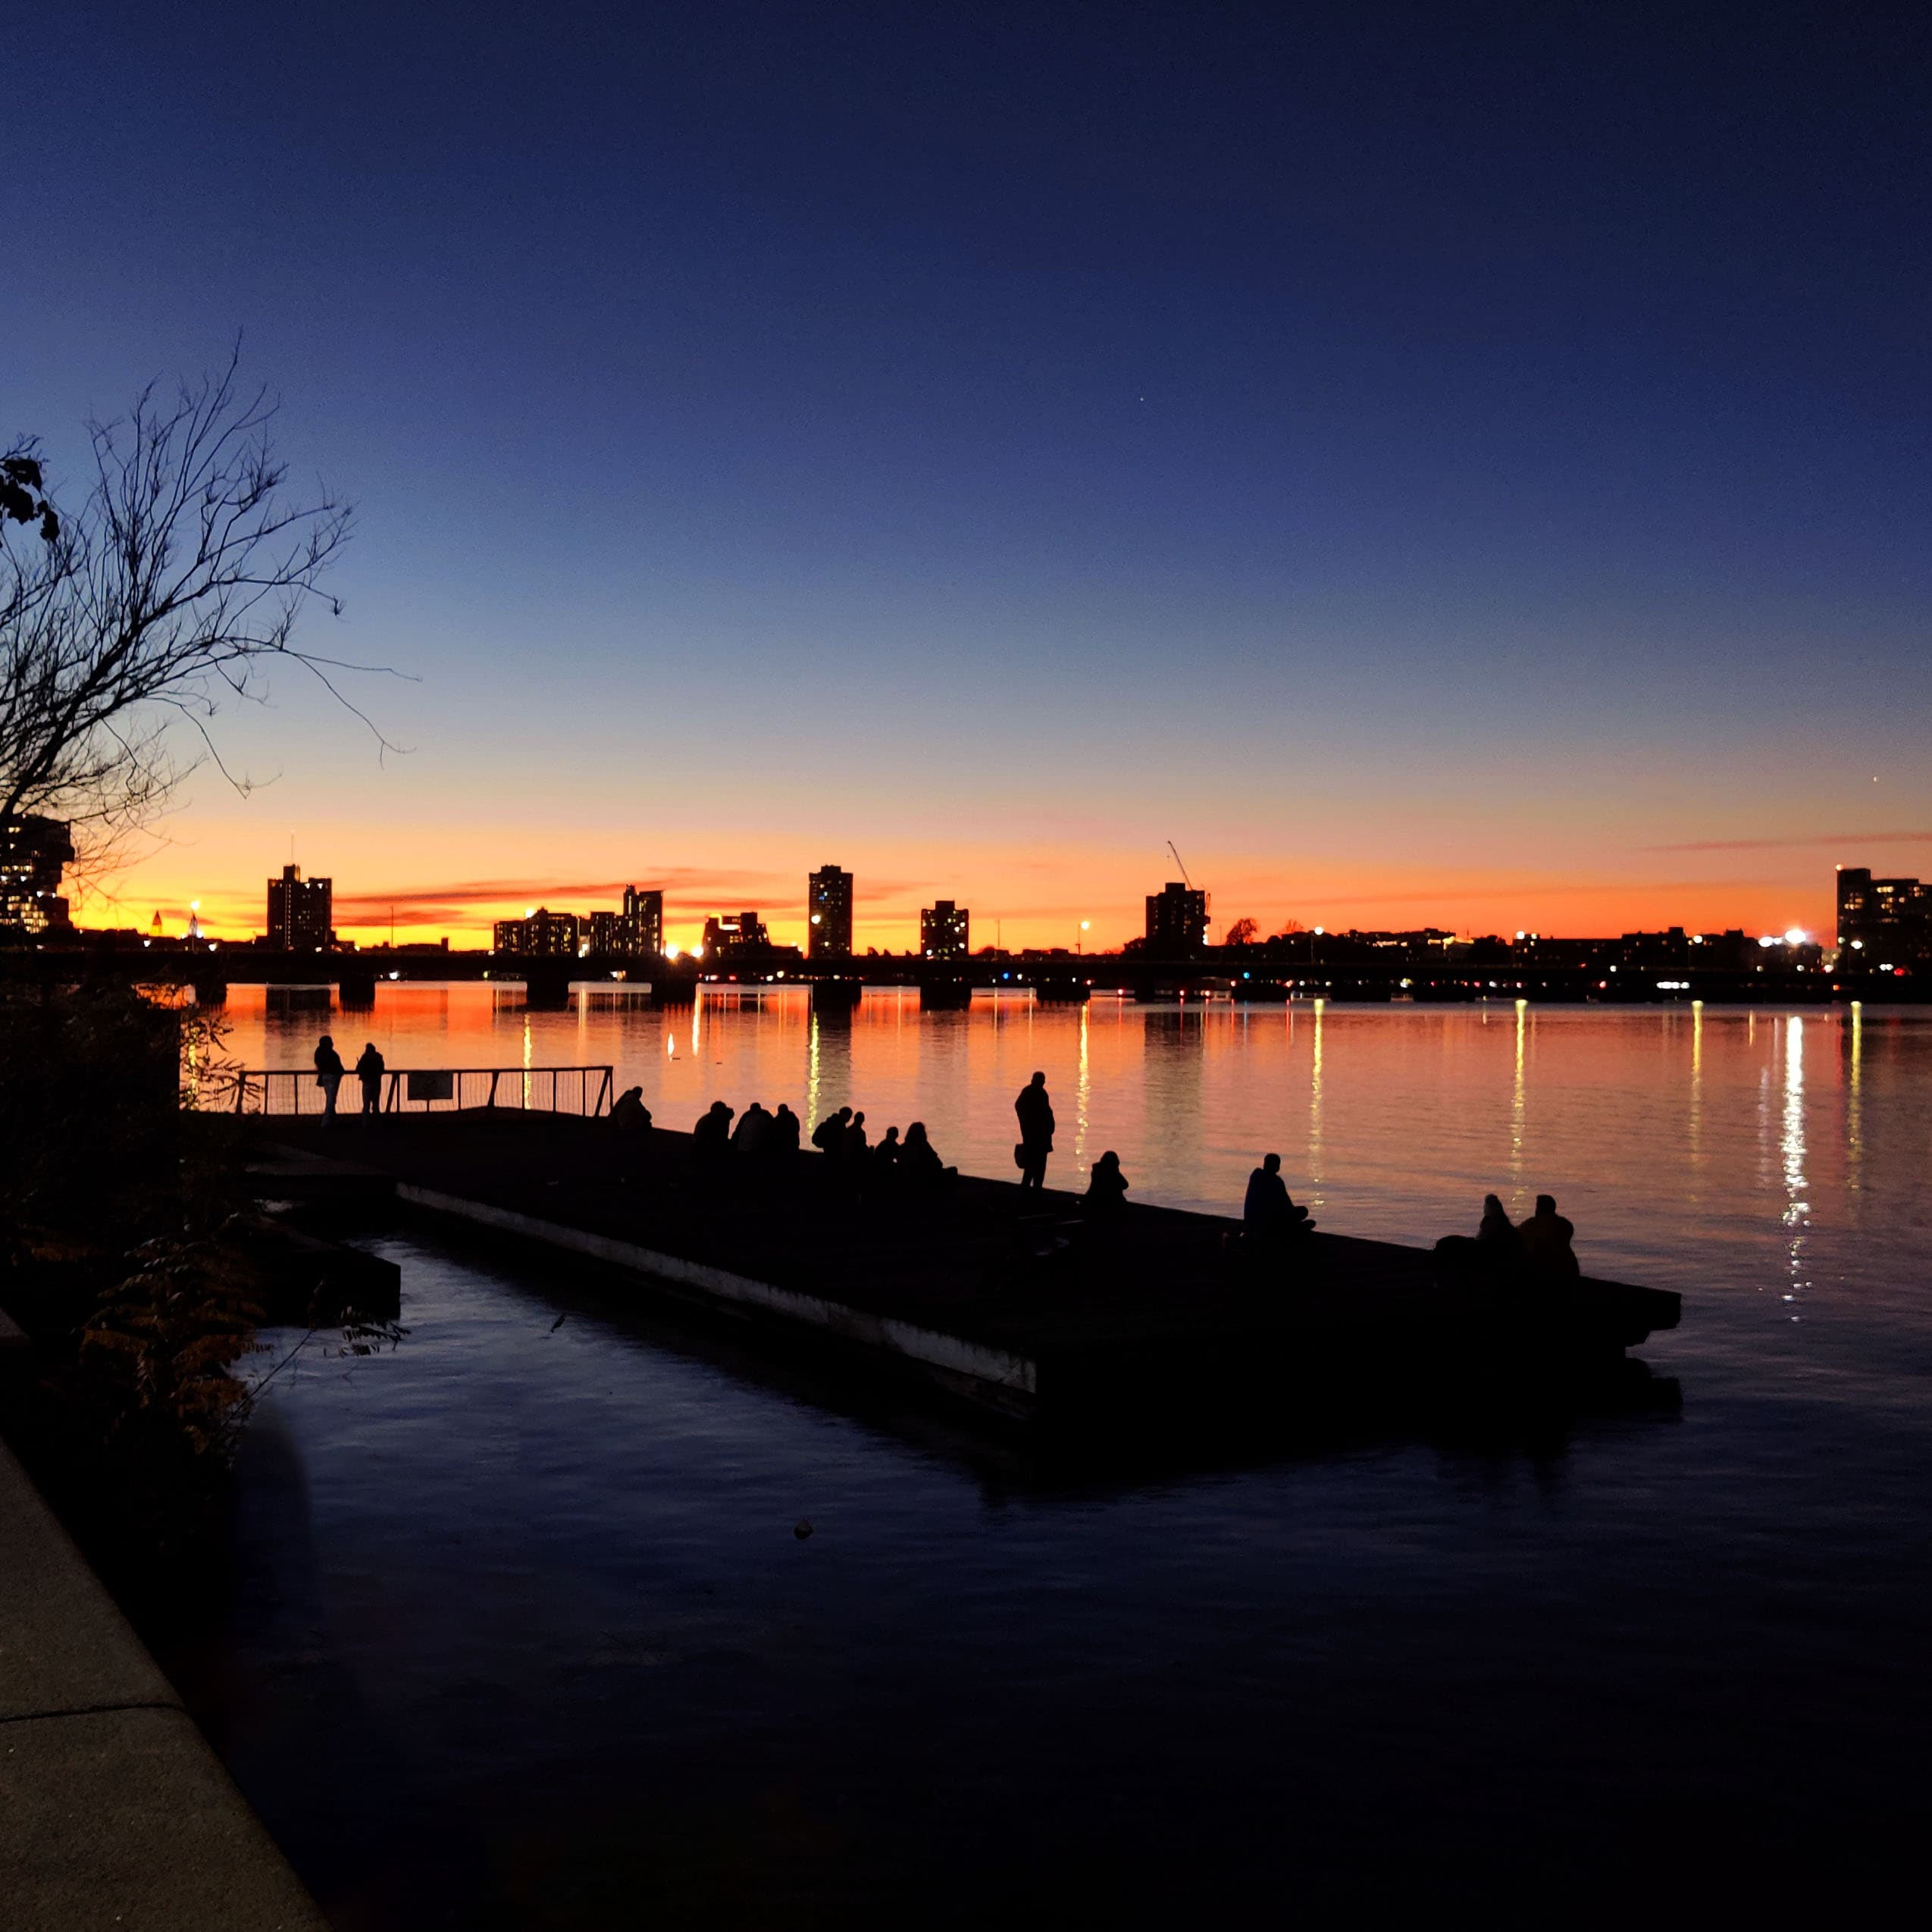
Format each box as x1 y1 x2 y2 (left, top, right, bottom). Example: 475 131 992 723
1517 1194 1580 1279
812 1106 852 1157
1244 1153 1312 1243
873 1124 901 1177
900 1120 952 1188
1476 1193 1522 1267
732 1101 773 1157
610 1086 652 1134
843 1109 870 1171
772 1103 802 1157
694 1100 734 1157
354 1041 385 1115
1014 1071 1054 1188
313 1035 345 1120
1084 1149 1129 1217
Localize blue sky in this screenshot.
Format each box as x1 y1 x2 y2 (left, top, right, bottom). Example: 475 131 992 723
9 2 1930 943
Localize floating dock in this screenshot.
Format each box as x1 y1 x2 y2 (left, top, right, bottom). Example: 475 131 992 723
254 1115 1680 1426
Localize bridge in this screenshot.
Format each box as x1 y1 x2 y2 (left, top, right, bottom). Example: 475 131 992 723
0 939 1887 1005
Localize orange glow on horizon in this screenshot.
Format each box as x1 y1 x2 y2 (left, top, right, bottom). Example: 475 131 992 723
86 819 1864 956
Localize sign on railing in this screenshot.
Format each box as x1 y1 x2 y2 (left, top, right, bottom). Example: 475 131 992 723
214 1065 615 1118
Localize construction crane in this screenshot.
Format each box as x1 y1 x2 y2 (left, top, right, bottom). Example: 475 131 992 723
1166 841 1194 888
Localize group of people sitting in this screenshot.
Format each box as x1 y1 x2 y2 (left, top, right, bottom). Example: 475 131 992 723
610 1074 1580 1285
1437 1192 1580 1282
805 1105 955 1188
618 1094 958 1191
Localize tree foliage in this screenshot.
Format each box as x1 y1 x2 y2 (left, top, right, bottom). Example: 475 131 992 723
1224 916 1260 947
2 349 375 850
1 446 59 540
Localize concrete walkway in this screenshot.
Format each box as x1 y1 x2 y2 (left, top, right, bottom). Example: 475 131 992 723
0 1394 327 1930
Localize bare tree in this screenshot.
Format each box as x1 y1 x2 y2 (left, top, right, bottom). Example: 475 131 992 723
2 351 383 856
1223 916 1260 947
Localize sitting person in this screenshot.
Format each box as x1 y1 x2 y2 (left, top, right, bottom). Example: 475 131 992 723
1243 1153 1314 1244
872 1124 902 1177
898 1121 954 1188
1517 1194 1580 1278
1476 1192 1516 1248
692 1099 734 1155
609 1085 653 1133
772 1102 802 1157
1084 1149 1130 1217
731 1100 773 1157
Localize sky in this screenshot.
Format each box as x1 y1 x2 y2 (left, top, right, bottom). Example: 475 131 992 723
8 1 1930 950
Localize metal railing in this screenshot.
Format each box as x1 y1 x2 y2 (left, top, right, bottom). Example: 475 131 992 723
218 1065 615 1118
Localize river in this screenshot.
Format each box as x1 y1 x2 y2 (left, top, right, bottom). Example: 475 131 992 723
162 991 1932 1924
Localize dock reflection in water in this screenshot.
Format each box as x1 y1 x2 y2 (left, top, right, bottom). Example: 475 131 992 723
171 998 1932 1924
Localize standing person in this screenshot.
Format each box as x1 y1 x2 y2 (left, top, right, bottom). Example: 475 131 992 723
313 1034 345 1120
1014 1070 1054 1189
354 1041 386 1116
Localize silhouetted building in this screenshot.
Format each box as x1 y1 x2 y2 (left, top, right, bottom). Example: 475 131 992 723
921 900 969 960
493 908 580 955
703 910 769 957
0 814 74 936
1838 866 1932 965
808 866 853 960
1145 881 1210 954
588 911 623 954
266 863 333 950
622 885 663 956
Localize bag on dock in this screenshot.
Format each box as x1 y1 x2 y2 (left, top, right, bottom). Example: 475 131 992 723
1013 1142 1028 1170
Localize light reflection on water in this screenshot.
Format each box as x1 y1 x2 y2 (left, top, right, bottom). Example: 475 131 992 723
171 994 1932 1923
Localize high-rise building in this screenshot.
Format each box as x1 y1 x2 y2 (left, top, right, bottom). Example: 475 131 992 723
0 815 74 935
1145 881 1210 954
807 865 853 960
920 900 969 960
622 885 664 956
1837 866 1932 963
267 863 333 950
493 909 580 955
702 911 769 957
587 910 624 954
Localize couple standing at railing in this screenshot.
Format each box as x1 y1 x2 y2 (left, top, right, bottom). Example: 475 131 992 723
313 1034 386 1118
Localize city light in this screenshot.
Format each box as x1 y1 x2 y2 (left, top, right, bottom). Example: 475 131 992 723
1784 927 1807 946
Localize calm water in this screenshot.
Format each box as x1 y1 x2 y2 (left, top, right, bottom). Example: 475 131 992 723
170 994 1932 1924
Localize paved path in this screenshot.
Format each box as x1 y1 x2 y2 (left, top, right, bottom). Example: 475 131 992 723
0 1360 327 1930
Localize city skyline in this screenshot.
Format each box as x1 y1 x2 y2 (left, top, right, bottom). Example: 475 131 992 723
61 838 1903 957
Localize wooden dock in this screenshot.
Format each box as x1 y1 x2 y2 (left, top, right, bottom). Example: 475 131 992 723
253 1114 1680 1425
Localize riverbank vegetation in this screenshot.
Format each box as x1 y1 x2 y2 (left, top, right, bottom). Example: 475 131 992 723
0 982 265 1592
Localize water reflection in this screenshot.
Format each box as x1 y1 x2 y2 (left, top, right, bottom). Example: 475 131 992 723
1782 1016 1808 1316
1511 1000 1527 1186
1689 1000 1704 1160
1307 998 1325 1207
1846 1002 1863 1191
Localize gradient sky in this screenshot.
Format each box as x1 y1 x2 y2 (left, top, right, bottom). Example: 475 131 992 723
10 2 1930 950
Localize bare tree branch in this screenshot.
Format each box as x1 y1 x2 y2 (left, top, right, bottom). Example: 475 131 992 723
2 349 397 863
